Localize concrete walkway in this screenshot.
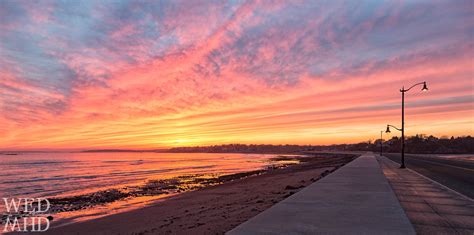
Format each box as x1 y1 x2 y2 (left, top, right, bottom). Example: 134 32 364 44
378 155 474 234
227 153 415 234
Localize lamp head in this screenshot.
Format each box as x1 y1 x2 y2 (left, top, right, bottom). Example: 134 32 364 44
385 126 391 133
422 82 428 91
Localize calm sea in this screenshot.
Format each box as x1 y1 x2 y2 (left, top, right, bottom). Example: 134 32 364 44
0 152 286 199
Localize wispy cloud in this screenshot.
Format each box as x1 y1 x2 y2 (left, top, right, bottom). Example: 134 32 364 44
0 0 472 149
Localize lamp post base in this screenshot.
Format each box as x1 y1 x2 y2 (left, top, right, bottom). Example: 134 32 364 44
400 165 406 169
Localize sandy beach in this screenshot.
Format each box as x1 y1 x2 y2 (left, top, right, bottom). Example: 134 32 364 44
42 154 357 234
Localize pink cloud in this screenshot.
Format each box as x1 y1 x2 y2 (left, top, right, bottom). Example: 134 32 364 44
1 0 472 149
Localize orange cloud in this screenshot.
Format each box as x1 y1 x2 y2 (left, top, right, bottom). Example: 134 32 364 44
1 1 472 150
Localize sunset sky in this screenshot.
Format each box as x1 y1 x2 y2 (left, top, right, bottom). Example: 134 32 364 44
0 0 473 150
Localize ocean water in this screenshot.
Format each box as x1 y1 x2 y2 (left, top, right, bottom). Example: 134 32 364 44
0 152 288 199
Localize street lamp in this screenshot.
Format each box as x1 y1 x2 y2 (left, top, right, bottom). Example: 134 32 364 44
387 81 428 168
385 124 402 134
380 131 383 157
386 124 403 165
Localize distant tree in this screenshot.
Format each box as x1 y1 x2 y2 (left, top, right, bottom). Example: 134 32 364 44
166 135 473 154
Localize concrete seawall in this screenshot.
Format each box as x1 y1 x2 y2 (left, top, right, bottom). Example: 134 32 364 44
227 153 415 234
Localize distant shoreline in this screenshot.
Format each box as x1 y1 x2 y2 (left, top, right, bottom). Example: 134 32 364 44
2 134 472 154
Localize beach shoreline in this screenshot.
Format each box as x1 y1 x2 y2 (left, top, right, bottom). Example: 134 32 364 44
42 153 358 235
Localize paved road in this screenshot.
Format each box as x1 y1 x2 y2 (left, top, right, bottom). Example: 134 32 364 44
384 153 474 199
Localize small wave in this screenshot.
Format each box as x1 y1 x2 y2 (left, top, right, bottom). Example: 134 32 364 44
1 165 218 185
0 160 81 166
1 175 99 184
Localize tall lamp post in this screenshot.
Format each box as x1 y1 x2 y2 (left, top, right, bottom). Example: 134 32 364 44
386 81 428 168
385 124 402 164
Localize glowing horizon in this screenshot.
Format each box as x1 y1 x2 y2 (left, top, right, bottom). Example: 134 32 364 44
1 1 473 150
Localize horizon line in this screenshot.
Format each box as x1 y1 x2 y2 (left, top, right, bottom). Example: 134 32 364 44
1 133 471 153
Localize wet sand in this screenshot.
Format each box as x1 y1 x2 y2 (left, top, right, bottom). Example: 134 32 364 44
44 154 357 235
